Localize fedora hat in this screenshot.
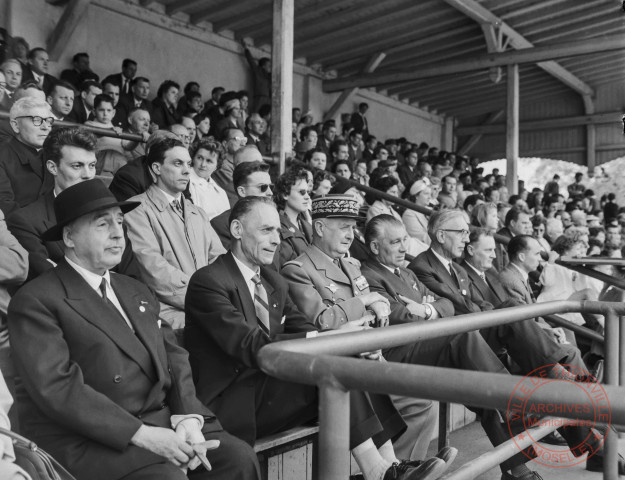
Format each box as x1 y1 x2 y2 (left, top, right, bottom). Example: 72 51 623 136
311 194 360 220
42 179 140 241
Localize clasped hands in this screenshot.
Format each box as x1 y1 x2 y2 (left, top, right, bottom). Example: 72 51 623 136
131 420 219 472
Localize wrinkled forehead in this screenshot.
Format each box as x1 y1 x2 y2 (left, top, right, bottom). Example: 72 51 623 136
19 105 52 118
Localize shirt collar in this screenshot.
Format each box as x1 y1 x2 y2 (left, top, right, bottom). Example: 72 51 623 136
464 260 484 277
155 185 182 205
431 248 451 271
510 262 529 282
231 252 259 284
65 255 111 291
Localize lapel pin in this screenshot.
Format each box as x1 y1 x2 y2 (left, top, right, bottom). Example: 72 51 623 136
140 301 148 305
139 306 146 312
272 303 277 308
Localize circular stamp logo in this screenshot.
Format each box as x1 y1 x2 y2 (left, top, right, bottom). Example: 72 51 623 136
506 363 610 468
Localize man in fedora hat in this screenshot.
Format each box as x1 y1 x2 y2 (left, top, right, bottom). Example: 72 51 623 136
8 179 259 480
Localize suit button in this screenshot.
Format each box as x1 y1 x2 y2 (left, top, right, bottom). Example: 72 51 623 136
234 367 240 374
113 375 122 383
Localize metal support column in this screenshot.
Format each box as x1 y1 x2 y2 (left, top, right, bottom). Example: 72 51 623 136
603 310 619 480
318 383 351 480
506 64 519 195
270 0 294 175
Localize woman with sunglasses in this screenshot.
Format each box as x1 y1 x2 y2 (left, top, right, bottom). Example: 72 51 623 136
274 167 313 267
187 139 230 220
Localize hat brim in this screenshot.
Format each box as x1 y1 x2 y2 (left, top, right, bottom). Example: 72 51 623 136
42 200 141 242
312 212 361 220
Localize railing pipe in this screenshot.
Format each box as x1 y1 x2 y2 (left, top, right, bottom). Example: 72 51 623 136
543 313 604 343
268 301 623 358
259 350 625 425
603 310 620 480
0 111 145 142
554 260 625 291
318 383 350 480
441 419 558 480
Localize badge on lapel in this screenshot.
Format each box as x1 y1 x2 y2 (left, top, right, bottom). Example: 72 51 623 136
354 276 369 291
325 283 338 302
412 282 419 292
157 319 162 329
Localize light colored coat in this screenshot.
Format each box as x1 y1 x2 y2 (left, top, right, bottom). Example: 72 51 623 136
125 184 225 327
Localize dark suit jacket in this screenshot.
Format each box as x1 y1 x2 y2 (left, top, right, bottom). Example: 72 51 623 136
184 253 315 436
245 133 270 156
277 212 312 268
409 248 492 314
461 260 507 308
109 156 151 201
60 68 100 90
7 191 140 282
116 97 153 129
0 137 53 215
151 97 180 129
210 208 231 250
362 260 454 325
21 66 56 95
8 261 220 480
350 112 368 136
65 96 93 124
102 73 133 100
398 165 418 187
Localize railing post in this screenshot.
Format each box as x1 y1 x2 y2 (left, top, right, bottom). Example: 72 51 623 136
603 310 619 480
318 382 351 480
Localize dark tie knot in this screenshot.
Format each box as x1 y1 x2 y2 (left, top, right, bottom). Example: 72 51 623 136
251 274 262 286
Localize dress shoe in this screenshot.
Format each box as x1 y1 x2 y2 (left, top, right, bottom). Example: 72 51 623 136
539 430 567 446
501 471 544 480
383 457 446 480
586 451 625 474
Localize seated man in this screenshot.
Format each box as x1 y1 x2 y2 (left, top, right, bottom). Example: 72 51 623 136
125 138 225 328
0 209 27 351
0 98 54 215
282 202 533 478
210 156 273 249
8 179 259 480
185 196 450 480
212 127 248 206
7 127 139 281
410 212 621 474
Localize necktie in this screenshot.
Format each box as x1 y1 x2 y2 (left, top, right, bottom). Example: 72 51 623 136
172 199 183 217
479 272 486 282
99 277 108 304
251 274 271 336
449 263 460 287
394 268 401 278
123 78 128 94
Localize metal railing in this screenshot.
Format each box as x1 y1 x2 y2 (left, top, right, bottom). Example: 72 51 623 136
257 300 625 480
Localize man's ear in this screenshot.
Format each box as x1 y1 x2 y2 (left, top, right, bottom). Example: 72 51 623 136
9 119 19 135
466 244 474 257
312 219 324 237
230 218 242 240
46 159 58 176
369 240 380 256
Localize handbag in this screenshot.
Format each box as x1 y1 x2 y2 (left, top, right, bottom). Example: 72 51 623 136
0 427 75 480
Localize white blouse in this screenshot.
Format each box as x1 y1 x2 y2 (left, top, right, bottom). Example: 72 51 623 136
188 170 230 220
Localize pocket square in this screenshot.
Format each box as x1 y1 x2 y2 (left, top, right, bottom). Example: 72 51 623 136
281 316 286 324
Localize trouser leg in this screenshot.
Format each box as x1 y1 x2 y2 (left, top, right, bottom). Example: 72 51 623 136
390 395 437 461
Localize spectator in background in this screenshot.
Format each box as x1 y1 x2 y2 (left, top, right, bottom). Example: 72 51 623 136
46 80 74 121
0 59 22 100
274 168 313 267
60 52 99 89
350 102 369 137
402 180 431 246
317 120 336 160
242 40 271 110
329 139 349 172
188 139 229 220
332 160 351 179
605 222 622 249
121 107 151 161
8 37 29 71
0 98 54 215
347 130 363 166
176 81 200 117
367 176 401 224
116 76 153 123
236 90 249 131
245 112 270 156
194 112 211 143
66 80 101 124
0 71 9 113
437 175 457 209
567 172 585 202
212 127 248 205
311 170 334 198
603 192 619 223
362 135 377 162
398 151 419 187
532 216 551 252
125 138 225 328
544 174 560 199
21 48 56 95
102 58 137 100
102 79 125 128
84 94 126 153
151 80 180 129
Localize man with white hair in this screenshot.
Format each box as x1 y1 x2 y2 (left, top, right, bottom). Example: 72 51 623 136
122 106 151 161
0 98 54 215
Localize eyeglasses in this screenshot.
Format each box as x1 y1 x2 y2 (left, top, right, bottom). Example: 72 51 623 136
249 183 274 193
441 229 470 237
229 136 247 143
296 189 311 196
15 116 55 127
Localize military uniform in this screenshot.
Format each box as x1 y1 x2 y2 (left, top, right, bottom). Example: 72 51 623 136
282 245 371 330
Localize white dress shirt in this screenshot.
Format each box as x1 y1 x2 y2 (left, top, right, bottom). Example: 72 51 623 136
65 256 134 330
188 170 230 220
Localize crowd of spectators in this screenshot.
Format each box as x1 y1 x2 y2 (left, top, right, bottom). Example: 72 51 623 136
0 33 624 480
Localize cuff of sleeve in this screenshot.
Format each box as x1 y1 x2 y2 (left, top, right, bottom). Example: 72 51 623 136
171 414 204 430
426 304 439 320
306 331 318 338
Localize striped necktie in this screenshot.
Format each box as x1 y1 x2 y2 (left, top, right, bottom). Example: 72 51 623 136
252 274 271 336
